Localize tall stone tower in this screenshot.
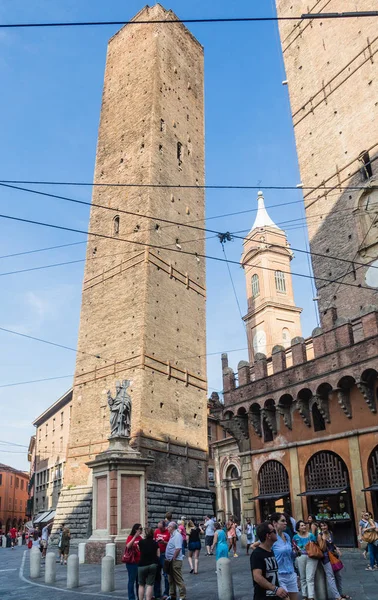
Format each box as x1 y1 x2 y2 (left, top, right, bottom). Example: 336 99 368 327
59 4 212 532
275 2 378 324
241 191 302 361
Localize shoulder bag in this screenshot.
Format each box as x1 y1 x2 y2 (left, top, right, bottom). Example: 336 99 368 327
328 550 343 572
305 540 323 559
122 544 137 564
362 521 378 544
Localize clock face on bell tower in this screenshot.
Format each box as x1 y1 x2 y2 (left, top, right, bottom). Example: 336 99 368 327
253 330 266 354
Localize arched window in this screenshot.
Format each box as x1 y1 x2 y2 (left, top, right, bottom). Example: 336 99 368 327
275 270 286 293
368 445 378 486
251 274 260 298
227 465 239 480
113 215 120 236
282 327 290 348
305 451 349 491
312 403 326 432
259 460 290 496
358 189 378 253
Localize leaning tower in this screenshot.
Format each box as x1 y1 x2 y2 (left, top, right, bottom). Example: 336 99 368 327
55 4 212 537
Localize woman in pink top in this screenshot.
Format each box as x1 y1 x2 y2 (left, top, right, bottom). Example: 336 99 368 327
227 518 238 557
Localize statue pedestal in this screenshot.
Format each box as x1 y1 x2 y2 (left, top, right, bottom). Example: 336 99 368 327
85 436 153 563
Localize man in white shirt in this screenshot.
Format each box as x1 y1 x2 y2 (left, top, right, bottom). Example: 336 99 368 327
204 515 215 555
41 524 50 558
165 522 186 600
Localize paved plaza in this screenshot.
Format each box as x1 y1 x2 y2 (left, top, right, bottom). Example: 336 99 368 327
1 545 378 599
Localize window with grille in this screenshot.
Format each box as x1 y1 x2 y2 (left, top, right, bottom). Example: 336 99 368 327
368 445 378 485
251 274 260 298
305 451 349 491
275 270 286 293
259 460 290 496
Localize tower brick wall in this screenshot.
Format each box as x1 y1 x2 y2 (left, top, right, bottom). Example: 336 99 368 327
64 4 208 493
276 1 378 324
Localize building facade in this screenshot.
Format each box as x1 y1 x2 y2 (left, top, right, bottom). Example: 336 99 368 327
0 464 29 533
32 389 72 520
55 3 212 538
276 1 378 318
211 5 378 546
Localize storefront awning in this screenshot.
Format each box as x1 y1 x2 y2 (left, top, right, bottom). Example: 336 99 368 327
298 487 348 497
33 510 56 524
251 492 290 501
362 483 378 492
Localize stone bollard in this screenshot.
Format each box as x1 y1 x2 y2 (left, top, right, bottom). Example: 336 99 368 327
2 535 7 548
67 554 79 589
105 542 116 562
30 547 42 579
45 552 56 584
78 542 86 564
18 536 23 546
217 557 234 600
314 562 327 600
101 555 115 593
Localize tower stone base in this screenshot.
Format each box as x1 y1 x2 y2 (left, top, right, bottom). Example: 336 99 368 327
147 481 214 523
52 485 92 542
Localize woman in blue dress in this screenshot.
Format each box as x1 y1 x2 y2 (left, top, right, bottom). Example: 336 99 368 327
270 512 299 600
212 522 229 562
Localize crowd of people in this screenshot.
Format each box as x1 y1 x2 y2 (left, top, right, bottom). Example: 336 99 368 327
250 512 360 600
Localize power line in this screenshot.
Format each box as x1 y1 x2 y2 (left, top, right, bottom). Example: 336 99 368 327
3 181 378 274
0 211 374 291
0 241 86 260
0 374 73 389
0 178 375 191
0 326 102 360
0 440 29 448
0 12 376 29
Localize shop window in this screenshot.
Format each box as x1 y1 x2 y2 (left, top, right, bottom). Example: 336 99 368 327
312 403 326 432
251 274 260 298
275 270 286 293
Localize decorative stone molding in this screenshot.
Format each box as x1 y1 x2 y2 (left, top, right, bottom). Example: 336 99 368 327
297 399 311 427
312 394 331 423
277 404 293 430
249 412 262 437
261 408 277 434
336 387 352 419
357 379 377 413
220 415 250 449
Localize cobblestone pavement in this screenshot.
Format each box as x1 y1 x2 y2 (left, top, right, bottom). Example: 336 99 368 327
1 545 377 599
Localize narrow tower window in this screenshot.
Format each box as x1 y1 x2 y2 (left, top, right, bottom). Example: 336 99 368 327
113 215 120 236
251 274 260 298
359 151 373 180
177 141 183 164
275 270 286 293
312 403 326 432
160 119 165 132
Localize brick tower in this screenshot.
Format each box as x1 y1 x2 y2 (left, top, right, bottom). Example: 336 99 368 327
241 191 302 361
56 4 212 535
276 2 378 324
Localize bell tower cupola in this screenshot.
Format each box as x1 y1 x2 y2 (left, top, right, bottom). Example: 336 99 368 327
241 191 302 361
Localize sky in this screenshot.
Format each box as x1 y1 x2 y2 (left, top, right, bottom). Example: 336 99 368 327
0 0 318 471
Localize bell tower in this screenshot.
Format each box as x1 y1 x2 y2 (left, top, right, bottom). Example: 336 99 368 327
241 191 302 360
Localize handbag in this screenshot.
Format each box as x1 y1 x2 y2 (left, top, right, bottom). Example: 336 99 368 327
122 545 137 564
305 540 323 559
328 550 343 572
362 529 378 544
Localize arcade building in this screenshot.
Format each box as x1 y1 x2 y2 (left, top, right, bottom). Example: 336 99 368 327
210 192 378 548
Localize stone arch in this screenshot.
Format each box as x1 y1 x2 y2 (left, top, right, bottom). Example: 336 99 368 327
223 410 234 420
262 399 277 442
278 394 294 430
237 406 247 416
366 444 378 516
226 464 240 480
297 388 312 427
249 403 262 437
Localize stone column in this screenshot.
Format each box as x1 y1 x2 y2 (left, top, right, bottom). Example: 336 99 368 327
348 437 365 527
289 447 303 520
240 455 255 521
